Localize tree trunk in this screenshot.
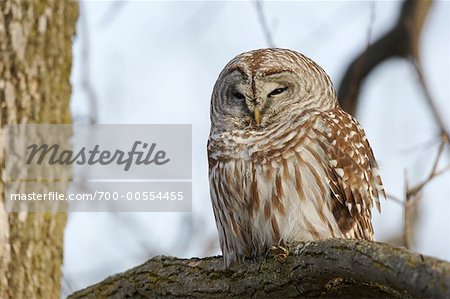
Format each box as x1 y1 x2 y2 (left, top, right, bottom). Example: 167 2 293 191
69 239 450 298
0 1 78 298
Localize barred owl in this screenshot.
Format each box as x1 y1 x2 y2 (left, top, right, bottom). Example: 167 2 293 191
208 48 385 266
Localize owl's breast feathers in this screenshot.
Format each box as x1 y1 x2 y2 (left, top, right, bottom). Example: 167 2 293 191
208 108 385 265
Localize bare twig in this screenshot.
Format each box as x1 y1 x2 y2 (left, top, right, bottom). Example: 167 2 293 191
403 169 413 249
398 137 440 155
407 135 449 198
408 164 450 199
254 0 275 48
365 1 376 50
386 193 403 205
399 136 450 249
61 272 78 299
99 1 127 28
403 194 421 250
79 1 98 124
430 134 447 173
412 61 450 151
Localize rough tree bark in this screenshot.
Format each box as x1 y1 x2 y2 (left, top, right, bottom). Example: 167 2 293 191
0 1 78 298
69 239 450 298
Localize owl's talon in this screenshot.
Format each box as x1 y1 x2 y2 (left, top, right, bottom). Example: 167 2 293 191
270 245 289 263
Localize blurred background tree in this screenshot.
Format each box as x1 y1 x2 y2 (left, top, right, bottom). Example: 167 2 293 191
0 1 78 298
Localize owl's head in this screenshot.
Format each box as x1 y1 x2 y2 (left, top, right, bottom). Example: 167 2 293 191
210 48 338 132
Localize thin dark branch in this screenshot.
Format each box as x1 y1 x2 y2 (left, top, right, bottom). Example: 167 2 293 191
407 136 449 198
79 1 98 124
254 0 275 48
430 134 447 174
412 61 450 150
408 164 450 198
386 193 403 205
403 169 412 248
400 136 449 248
386 135 450 209
61 273 78 299
398 136 440 155
365 1 376 50
99 1 127 28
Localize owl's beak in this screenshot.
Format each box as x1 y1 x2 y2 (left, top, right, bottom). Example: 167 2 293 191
253 107 261 126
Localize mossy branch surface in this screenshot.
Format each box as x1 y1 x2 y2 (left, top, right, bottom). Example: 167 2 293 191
70 239 450 298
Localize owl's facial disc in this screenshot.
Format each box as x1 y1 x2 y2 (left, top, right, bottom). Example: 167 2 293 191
245 80 288 126
218 69 300 130
247 71 296 127
212 49 340 134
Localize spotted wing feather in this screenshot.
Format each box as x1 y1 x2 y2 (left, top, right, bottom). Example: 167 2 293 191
314 108 385 239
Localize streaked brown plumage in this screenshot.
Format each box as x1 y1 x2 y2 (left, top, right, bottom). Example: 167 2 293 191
208 48 385 266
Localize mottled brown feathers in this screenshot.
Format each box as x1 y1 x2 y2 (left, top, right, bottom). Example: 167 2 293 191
208 48 384 266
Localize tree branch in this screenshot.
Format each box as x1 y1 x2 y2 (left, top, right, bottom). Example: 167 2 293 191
254 0 275 48
337 0 433 115
69 239 450 298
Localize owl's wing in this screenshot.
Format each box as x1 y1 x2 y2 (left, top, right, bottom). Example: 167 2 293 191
313 109 385 240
